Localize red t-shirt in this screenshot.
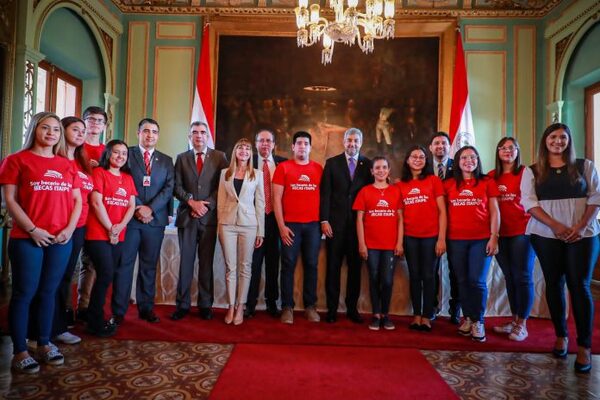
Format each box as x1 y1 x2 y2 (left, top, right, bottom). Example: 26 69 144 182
488 169 530 237
0 150 81 238
83 142 105 163
73 160 94 228
397 175 444 238
272 160 322 223
353 184 401 250
85 168 137 242
444 177 500 240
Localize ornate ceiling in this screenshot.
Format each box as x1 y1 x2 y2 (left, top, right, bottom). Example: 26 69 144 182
111 0 564 17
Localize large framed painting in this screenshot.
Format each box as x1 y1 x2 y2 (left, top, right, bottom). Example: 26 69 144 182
211 17 455 174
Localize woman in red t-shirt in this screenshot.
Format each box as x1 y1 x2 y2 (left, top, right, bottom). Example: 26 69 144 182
488 137 534 342
445 146 500 343
397 146 447 332
84 140 136 337
0 112 82 373
354 157 403 331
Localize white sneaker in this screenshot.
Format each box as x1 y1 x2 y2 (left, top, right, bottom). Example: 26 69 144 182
508 324 528 342
458 318 472 336
493 321 516 334
54 331 82 345
471 321 486 342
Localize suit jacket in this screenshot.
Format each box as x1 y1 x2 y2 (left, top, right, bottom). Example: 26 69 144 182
442 158 454 181
320 153 373 229
174 147 228 228
127 146 175 228
252 153 287 214
217 169 265 237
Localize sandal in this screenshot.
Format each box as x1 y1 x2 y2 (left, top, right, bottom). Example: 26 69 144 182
38 347 65 366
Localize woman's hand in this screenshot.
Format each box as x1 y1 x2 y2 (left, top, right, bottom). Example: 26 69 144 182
29 227 55 247
54 226 75 244
564 222 586 243
486 236 499 256
435 239 446 257
550 221 573 242
394 243 404 257
111 223 125 236
255 236 264 248
359 244 368 260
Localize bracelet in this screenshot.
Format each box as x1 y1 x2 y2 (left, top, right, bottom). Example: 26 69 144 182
490 232 499 238
28 226 37 233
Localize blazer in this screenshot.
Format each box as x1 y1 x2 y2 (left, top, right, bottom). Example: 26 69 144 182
320 153 373 229
127 146 175 228
174 147 229 228
217 169 265 237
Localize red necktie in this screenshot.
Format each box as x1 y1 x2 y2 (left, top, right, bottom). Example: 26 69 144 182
144 150 151 175
263 158 272 214
196 152 204 175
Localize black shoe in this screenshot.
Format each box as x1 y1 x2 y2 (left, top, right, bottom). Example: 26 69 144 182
139 310 160 323
409 322 421 330
552 347 568 359
76 308 88 323
325 311 337 323
574 361 592 374
244 307 256 319
266 305 281 318
449 314 460 325
347 311 364 324
110 315 124 326
86 321 117 338
199 307 213 320
170 308 189 321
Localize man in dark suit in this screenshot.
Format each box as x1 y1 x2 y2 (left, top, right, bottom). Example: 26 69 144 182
320 128 373 323
115 118 175 324
172 121 228 321
245 128 287 318
429 131 460 324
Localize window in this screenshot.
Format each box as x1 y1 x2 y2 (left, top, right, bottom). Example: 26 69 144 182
36 60 82 119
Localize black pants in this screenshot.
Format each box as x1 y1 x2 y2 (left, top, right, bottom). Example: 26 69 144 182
247 213 281 310
404 236 438 319
530 234 599 348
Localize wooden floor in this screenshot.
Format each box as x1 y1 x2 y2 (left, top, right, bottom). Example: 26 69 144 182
0 283 599 399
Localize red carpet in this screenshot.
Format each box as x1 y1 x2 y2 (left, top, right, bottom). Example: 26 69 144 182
209 344 458 400
75 304 600 354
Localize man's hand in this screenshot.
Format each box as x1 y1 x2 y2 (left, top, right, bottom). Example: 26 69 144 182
188 199 210 218
321 222 333 238
135 205 154 224
280 226 295 246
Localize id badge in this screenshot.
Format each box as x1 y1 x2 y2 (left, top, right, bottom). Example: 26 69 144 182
143 175 151 187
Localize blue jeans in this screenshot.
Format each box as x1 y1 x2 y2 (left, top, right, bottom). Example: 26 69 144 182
9 238 72 354
447 239 492 323
85 240 124 330
280 222 321 308
404 236 438 318
495 235 535 319
530 234 599 348
366 249 395 315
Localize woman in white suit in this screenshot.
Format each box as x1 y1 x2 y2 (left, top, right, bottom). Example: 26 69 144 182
218 138 265 325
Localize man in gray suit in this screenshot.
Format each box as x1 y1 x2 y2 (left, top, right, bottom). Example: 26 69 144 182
172 121 228 321
115 118 174 324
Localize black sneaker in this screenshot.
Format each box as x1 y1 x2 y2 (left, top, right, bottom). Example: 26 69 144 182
86 321 117 338
369 317 381 331
381 315 395 330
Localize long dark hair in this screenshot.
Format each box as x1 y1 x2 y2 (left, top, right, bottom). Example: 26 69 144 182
535 123 580 184
99 139 130 173
494 137 523 178
401 145 433 182
453 145 485 188
61 116 92 175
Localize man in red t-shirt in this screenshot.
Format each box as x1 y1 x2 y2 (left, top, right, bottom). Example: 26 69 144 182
76 106 108 323
273 131 323 324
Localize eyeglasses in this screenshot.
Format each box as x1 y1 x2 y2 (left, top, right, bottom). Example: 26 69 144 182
498 146 517 152
460 155 478 161
85 117 105 125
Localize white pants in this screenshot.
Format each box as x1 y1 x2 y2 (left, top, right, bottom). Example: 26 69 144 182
218 224 257 306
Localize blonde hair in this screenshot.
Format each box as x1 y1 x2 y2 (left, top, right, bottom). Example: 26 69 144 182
225 138 256 181
23 112 67 157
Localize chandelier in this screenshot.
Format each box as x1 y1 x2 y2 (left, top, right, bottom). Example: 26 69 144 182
294 0 395 65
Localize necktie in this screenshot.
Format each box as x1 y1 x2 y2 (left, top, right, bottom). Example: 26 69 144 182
348 157 356 180
196 152 204 175
143 150 151 175
437 162 444 180
263 158 272 214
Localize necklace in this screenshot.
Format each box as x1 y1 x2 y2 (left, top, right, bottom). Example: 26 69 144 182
374 184 388 196
555 167 562 174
